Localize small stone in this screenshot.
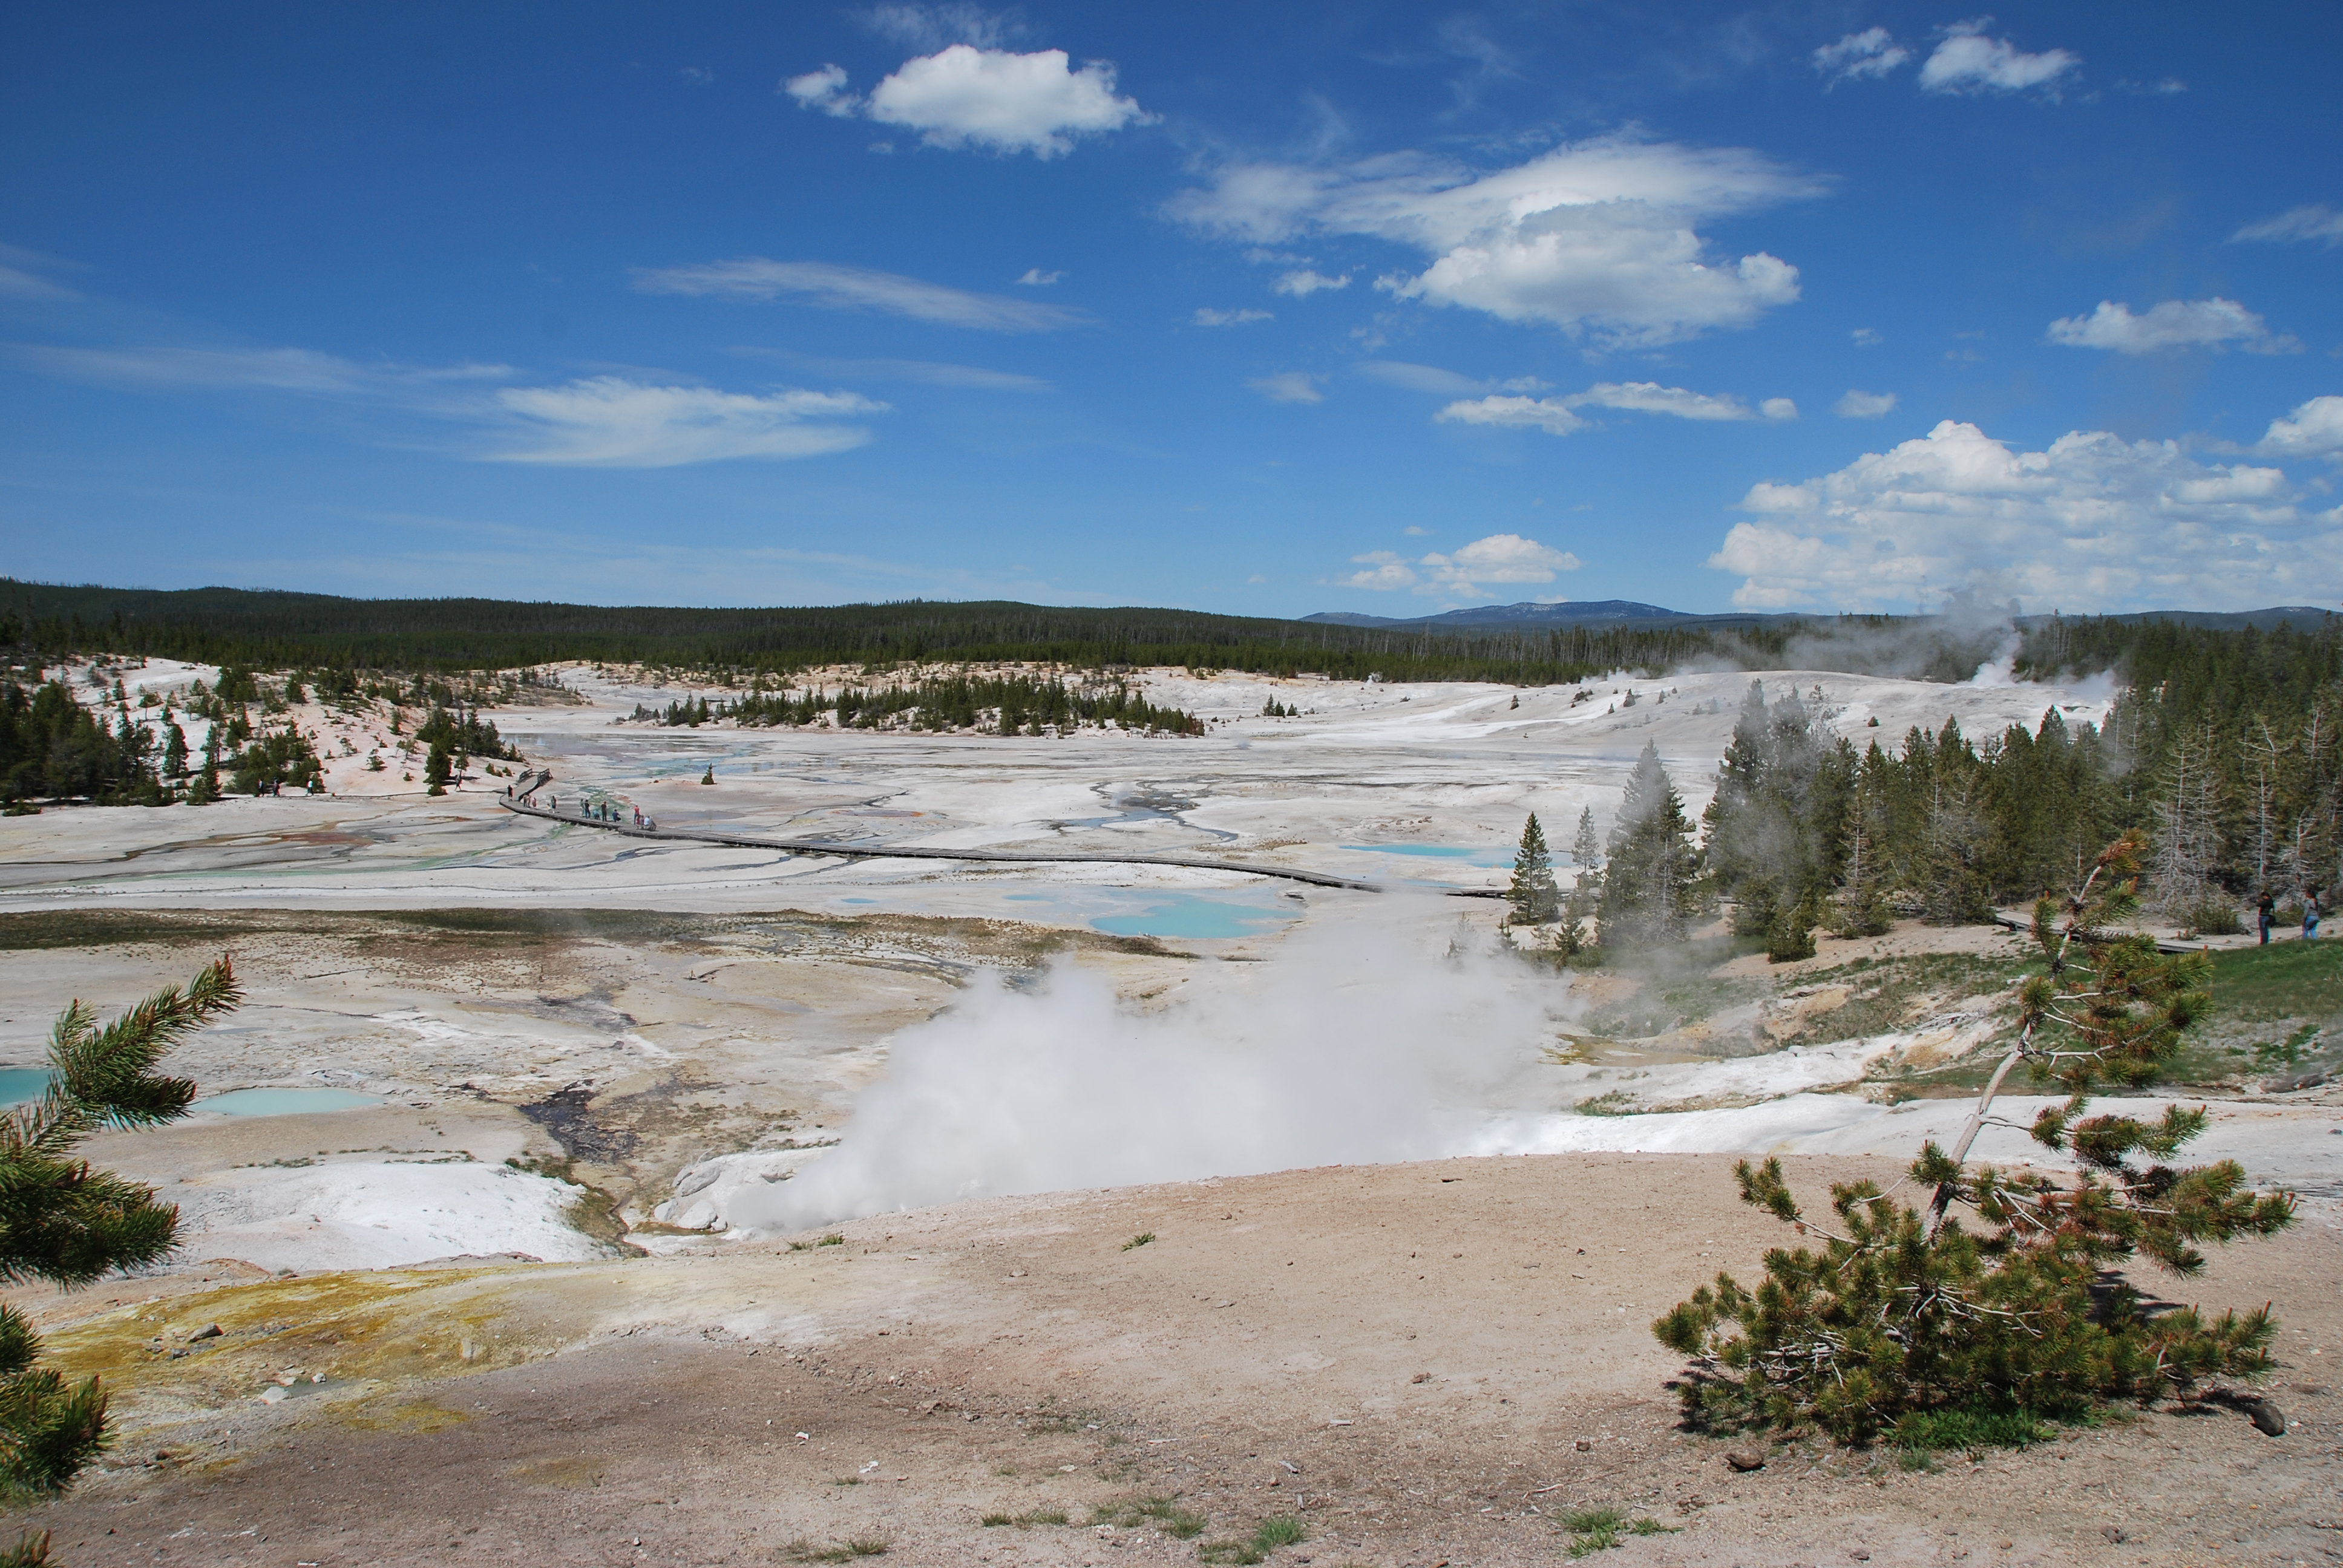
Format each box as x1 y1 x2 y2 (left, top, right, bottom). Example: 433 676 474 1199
2101 1525 2127 1544
1850 1553 1869 1562
2243 1400 2289 1436
187 1324 223 1342
1412 1372 1431 1384
1725 1451 1765 1472
1574 1439 1593 1452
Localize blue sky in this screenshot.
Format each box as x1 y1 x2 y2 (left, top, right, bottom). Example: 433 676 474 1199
3 2 2340 616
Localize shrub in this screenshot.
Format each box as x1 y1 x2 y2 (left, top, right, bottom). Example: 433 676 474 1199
1654 834 2295 1443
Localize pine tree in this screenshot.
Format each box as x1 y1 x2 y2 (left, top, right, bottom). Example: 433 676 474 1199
1570 806 1601 869
0 960 240 1559
424 740 451 795
1506 814 1560 926
162 722 188 782
1656 835 2293 1442
1598 742 1699 947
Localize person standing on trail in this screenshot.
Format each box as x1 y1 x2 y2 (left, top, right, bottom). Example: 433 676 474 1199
2305 889 2323 941
2258 889 2276 944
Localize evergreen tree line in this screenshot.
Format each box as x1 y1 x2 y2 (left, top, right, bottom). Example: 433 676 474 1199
1512 664 2343 955
656 673 1207 736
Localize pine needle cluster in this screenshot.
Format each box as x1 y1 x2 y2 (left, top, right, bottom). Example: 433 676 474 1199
1653 834 2295 1442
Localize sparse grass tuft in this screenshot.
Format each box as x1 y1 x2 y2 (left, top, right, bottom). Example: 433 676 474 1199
1122 1232 1156 1251
783 1538 889 1562
1092 1496 1207 1539
788 1233 847 1252
981 1509 1068 1528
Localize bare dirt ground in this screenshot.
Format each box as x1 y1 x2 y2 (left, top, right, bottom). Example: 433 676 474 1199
15 1154 2338 1568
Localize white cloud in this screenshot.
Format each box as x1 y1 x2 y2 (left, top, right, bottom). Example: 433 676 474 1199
10 344 510 395
1437 379 1793 433
1273 269 1350 298
9 342 880 469
2258 396 2343 458
837 45 1150 158
1014 267 1063 285
784 64 858 116
733 349 1049 391
632 258 1084 332
491 379 883 467
2232 204 2343 249
1851 327 1882 347
678 66 715 88
1169 134 1820 349
1403 524 1432 536
1706 416 2342 613
1193 307 1272 327
1248 372 1323 404
2045 296 2294 355
1918 22 2080 95
0 243 83 302
1437 394 1586 436
1360 361 1487 395
862 3 1016 52
1835 388 1898 419
1813 27 1910 85
1343 532 1581 596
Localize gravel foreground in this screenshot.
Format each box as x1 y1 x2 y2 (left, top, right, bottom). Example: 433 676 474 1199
14 1152 2339 1568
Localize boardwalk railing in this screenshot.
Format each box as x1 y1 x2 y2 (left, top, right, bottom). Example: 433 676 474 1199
497 794 1383 891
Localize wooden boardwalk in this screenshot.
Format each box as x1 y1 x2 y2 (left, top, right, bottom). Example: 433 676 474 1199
496 793 1384 891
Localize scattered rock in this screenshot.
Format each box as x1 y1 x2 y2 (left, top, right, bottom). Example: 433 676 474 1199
1574 1439 1593 1452
1724 1451 1765 1472
187 1324 223 1342
2101 1525 2127 1544
1850 1552 1869 1561
1411 1372 1430 1384
2243 1399 2289 1436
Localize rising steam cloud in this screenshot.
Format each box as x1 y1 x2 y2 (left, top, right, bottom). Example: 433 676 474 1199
731 912 1568 1232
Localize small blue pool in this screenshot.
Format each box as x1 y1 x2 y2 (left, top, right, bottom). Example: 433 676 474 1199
1090 892 1300 939
1342 843 1512 866
192 1088 384 1117
0 1068 52 1108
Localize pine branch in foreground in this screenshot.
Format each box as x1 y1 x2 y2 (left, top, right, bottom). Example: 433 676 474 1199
0 959 238 1503
1653 836 2296 1444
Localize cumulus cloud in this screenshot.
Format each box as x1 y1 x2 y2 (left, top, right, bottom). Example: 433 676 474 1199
2232 204 2343 249
1814 27 1910 85
1248 371 1324 403
1273 269 1350 297
1918 22 2080 95
1014 267 1063 285
1436 379 1793 433
1835 388 1898 419
2045 296 2294 355
1342 532 1581 597
491 379 883 466
2258 396 2343 458
1193 307 1271 327
1706 416 2342 613
1169 134 1820 349
783 64 857 116
632 258 1084 332
788 45 1151 158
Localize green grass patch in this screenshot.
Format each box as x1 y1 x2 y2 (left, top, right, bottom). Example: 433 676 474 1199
1559 1506 1677 1557
789 1233 847 1251
1092 1496 1207 1539
980 1510 1068 1528
1122 1232 1155 1251
1198 1516 1307 1564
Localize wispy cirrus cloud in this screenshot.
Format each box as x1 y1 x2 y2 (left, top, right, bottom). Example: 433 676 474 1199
1192 307 1271 327
491 378 883 466
632 258 1087 332
2232 204 2343 249
0 242 84 304
1812 27 1910 87
1247 371 1323 404
1434 379 1795 434
8 341 883 468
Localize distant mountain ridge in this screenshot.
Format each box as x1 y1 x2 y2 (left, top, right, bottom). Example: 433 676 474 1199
1302 599 1794 631
1307 600 2339 634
